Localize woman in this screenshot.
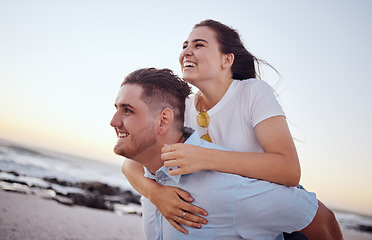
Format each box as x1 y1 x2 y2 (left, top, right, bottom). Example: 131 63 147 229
122 20 341 239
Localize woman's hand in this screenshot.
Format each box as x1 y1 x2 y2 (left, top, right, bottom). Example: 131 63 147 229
161 144 210 175
149 184 208 234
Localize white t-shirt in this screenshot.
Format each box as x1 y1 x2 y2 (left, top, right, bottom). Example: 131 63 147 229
185 79 285 153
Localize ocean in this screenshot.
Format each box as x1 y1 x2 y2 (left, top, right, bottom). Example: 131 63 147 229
1 138 371 238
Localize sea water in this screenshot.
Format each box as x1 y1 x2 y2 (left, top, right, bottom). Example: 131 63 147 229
0 138 133 191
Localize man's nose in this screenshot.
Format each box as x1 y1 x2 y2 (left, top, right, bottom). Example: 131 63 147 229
110 112 121 127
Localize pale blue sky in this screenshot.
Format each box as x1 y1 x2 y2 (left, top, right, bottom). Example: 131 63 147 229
1 0 371 215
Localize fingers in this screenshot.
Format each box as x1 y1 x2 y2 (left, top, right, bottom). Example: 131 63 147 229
173 211 202 230
176 189 208 216
184 202 208 217
158 186 208 234
178 202 208 226
175 188 208 216
161 148 176 162
178 210 208 226
169 217 188 234
166 163 192 176
177 188 193 202
167 167 183 176
162 143 179 153
173 189 208 227
166 209 204 234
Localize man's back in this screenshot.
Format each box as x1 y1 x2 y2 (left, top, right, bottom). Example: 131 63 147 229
141 131 318 240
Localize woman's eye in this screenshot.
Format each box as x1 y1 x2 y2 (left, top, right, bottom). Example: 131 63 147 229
182 44 188 49
195 43 204 48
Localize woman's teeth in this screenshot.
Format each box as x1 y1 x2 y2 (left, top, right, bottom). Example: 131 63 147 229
184 61 196 68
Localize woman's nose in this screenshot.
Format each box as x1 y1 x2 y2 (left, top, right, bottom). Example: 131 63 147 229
182 46 192 57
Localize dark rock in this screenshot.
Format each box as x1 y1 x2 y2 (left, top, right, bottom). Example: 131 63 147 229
283 232 308 240
8 171 20 177
119 190 141 205
75 181 121 196
43 177 74 187
357 224 372 233
3 188 27 195
1 179 28 186
4 175 141 213
68 191 113 211
45 196 74 206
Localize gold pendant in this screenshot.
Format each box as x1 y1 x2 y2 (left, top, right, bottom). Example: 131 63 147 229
197 112 209 128
201 134 212 143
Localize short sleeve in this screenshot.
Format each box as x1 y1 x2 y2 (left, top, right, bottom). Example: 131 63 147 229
249 81 285 127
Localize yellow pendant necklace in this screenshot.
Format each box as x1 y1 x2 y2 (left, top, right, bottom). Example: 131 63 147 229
196 93 212 143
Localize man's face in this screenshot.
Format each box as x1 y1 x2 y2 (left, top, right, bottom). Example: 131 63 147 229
110 84 157 159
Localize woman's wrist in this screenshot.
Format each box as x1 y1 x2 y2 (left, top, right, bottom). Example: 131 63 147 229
204 148 224 171
146 181 163 202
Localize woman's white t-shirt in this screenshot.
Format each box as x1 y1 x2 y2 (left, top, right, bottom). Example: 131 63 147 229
185 79 285 153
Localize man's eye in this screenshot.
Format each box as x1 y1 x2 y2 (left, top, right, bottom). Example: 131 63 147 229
124 108 133 113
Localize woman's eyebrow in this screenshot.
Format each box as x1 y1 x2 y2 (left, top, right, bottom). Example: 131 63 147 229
193 39 208 44
183 39 209 45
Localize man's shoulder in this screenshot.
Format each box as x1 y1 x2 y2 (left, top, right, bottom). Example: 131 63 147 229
199 139 230 151
184 128 230 151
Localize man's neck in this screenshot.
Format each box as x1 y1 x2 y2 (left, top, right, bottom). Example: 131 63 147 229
138 131 185 175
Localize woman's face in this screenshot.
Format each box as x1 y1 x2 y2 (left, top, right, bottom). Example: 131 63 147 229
179 26 225 86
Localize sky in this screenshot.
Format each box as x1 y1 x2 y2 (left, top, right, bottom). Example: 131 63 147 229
1 0 371 216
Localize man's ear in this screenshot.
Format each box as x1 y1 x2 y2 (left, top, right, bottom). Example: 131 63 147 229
222 53 234 69
158 108 174 135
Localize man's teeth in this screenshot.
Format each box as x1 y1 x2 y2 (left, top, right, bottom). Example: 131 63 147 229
184 62 196 68
118 132 129 138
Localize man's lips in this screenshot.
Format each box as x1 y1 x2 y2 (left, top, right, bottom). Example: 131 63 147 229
117 132 129 139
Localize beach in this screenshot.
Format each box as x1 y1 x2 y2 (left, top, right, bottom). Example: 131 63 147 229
343 231 372 240
0 139 146 239
0 189 145 240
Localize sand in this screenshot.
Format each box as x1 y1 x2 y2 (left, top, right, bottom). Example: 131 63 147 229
342 231 372 240
0 189 145 240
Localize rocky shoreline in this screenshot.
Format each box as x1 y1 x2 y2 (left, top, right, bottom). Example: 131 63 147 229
0 169 142 215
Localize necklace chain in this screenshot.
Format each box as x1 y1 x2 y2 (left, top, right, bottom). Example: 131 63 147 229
198 93 207 112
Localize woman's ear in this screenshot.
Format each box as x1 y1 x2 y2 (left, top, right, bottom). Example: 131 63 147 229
222 53 235 69
158 108 174 134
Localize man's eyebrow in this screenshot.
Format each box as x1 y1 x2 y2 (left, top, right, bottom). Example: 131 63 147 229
114 103 134 109
183 39 209 45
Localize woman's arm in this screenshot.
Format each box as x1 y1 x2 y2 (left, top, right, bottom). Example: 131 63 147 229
121 159 208 234
162 116 301 187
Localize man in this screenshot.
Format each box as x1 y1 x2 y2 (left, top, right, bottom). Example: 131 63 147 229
111 68 342 239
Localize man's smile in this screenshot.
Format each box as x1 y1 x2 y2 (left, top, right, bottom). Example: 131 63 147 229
117 131 129 139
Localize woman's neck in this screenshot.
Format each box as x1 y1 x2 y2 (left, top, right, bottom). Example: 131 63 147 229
196 76 233 111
